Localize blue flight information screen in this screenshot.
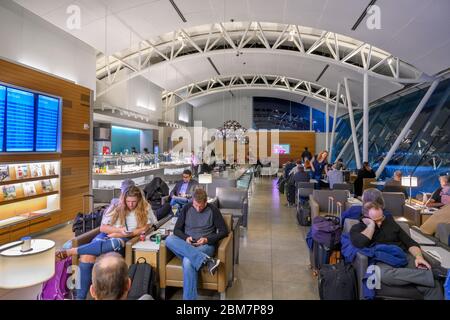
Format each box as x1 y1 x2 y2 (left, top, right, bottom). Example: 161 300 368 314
0 85 5 152
36 95 59 152
6 87 35 152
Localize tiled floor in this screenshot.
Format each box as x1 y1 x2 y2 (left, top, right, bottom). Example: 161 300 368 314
0 177 319 300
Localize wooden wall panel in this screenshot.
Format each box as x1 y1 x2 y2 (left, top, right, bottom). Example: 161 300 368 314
0 59 92 243
220 131 316 167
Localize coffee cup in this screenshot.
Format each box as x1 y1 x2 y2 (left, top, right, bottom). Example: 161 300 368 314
21 237 32 252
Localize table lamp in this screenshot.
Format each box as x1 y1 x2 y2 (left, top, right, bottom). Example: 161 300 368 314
198 173 213 193
401 176 418 204
0 239 55 289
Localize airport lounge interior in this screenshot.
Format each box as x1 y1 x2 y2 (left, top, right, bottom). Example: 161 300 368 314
0 0 449 302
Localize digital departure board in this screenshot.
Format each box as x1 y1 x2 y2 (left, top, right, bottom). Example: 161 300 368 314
6 87 35 152
36 95 59 152
0 84 61 153
0 85 5 152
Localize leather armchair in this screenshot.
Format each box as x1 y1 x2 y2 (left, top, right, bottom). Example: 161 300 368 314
344 219 423 300
158 214 234 300
436 223 450 246
296 182 315 205
332 183 354 193
213 187 249 228
309 189 350 219
206 177 237 198
382 192 422 226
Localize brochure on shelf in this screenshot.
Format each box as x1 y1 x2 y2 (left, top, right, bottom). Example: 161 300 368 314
15 165 29 179
23 182 37 196
0 166 9 181
30 164 43 177
44 163 56 176
41 180 53 192
2 185 17 200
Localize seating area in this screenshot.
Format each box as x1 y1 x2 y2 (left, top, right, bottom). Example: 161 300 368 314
0 0 449 305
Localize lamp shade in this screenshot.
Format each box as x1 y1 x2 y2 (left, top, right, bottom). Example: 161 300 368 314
0 239 55 289
401 176 418 187
198 173 213 184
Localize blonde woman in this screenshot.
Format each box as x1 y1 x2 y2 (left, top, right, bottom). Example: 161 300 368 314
311 150 329 186
56 186 157 300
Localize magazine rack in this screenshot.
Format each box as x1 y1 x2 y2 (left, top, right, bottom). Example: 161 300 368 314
0 161 61 239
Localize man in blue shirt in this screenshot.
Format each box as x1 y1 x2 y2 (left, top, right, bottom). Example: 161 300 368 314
170 169 199 213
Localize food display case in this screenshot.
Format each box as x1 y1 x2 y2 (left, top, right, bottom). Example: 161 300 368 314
92 154 191 204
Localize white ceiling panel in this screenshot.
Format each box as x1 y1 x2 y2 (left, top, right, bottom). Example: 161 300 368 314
14 0 450 76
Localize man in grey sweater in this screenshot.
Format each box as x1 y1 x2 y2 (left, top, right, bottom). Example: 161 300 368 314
165 188 228 300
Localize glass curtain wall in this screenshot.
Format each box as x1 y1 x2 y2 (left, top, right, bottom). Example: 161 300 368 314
253 97 332 132
333 78 450 195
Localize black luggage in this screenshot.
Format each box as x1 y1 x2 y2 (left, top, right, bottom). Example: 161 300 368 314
286 183 296 205
277 177 286 194
127 257 155 300
72 195 108 236
318 262 357 300
296 198 311 226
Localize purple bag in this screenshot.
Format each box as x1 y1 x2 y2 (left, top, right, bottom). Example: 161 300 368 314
311 215 341 249
38 257 73 300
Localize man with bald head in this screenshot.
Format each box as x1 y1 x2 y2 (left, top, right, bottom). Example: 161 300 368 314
89 252 131 300
89 252 153 300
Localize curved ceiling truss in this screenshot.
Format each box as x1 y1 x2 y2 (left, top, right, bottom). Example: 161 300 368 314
96 21 429 98
161 74 355 111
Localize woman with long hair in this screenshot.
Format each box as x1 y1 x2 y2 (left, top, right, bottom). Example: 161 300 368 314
310 150 329 186
56 186 157 300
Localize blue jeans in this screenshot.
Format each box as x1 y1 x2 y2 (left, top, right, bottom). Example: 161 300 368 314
170 197 189 214
76 233 129 300
165 235 216 300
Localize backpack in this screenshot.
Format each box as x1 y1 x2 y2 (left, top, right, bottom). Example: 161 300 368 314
311 215 342 249
127 257 154 300
38 257 73 300
72 205 108 236
318 262 357 300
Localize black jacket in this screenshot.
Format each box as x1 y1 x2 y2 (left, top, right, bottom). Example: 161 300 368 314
143 177 169 210
350 215 419 251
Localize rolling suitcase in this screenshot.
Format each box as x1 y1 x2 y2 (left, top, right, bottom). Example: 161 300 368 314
310 196 343 276
72 194 107 236
297 197 311 226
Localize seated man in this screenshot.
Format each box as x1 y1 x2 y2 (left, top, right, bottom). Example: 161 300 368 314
169 169 199 213
426 175 450 208
383 170 407 196
165 189 228 300
292 164 310 183
341 188 391 226
350 202 445 300
334 158 346 171
90 252 152 300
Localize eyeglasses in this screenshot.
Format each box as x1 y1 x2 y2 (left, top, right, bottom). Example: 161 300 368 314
182 175 190 179
371 215 385 223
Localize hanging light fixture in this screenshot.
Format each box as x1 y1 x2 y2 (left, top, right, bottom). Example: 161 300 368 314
215 120 248 144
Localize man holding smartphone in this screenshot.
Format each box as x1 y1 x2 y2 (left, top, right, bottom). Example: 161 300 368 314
165 188 228 300
350 202 446 299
